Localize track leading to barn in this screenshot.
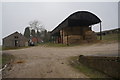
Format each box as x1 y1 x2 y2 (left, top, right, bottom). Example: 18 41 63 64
2 42 118 78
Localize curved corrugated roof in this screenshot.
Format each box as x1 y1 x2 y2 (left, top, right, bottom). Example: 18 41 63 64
51 11 101 35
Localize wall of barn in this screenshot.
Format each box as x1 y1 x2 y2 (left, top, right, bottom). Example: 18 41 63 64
3 38 14 47
60 26 97 44
3 33 28 48
19 36 28 47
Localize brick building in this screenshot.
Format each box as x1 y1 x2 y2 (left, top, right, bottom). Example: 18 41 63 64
51 11 102 45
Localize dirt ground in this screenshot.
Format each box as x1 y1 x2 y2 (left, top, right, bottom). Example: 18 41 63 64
2 42 119 78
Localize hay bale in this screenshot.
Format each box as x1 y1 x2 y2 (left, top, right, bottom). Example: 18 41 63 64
85 31 97 42
68 35 82 44
63 35 82 44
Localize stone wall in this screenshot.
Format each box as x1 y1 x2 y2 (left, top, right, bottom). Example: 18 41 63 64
3 32 28 47
79 55 120 79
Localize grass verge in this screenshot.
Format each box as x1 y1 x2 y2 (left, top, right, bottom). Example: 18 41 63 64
38 42 100 47
2 46 31 51
38 42 68 47
97 33 120 43
2 53 15 67
69 56 111 79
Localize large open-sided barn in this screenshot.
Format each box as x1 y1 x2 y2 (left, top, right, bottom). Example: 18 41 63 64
51 11 102 45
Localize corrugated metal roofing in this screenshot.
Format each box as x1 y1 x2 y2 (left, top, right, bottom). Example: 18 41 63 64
51 11 101 35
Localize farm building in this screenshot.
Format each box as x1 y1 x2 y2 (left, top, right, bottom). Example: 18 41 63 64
3 31 28 47
29 37 43 46
51 11 102 45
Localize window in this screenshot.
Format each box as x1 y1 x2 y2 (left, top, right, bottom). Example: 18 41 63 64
14 36 18 39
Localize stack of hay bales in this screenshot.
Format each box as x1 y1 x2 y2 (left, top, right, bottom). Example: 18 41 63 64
85 30 97 42
63 35 82 44
63 36 67 44
68 35 82 44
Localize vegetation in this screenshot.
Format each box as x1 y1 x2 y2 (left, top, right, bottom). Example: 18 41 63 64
31 29 36 37
38 42 68 47
69 56 110 79
97 33 120 43
1 53 14 67
24 27 30 39
103 33 119 41
38 42 95 47
23 20 50 42
2 46 30 51
0 56 2 65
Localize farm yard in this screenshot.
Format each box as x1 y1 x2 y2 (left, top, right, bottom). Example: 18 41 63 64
1 1 119 80
1 10 120 78
2 38 119 78
1 28 119 79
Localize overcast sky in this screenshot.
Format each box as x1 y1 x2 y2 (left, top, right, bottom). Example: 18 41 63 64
0 2 119 44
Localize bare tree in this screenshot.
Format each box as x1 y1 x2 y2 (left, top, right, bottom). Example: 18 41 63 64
27 20 49 43
29 20 45 32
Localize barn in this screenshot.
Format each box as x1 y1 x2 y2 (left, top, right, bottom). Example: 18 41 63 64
3 31 28 47
51 11 102 45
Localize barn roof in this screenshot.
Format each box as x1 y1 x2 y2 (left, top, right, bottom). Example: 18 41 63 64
3 31 28 40
51 11 101 35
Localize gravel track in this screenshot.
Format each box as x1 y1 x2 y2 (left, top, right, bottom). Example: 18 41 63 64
2 42 118 78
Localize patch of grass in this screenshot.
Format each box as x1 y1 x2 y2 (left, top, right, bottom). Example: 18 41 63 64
97 33 120 42
2 46 31 51
38 42 100 47
69 56 110 79
2 53 14 66
0 57 2 65
38 42 68 47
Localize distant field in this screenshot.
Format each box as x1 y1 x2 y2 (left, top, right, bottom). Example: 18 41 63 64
97 33 120 42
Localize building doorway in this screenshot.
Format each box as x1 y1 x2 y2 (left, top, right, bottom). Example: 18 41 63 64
15 40 18 47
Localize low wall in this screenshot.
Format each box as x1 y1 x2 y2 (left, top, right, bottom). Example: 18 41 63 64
79 55 120 79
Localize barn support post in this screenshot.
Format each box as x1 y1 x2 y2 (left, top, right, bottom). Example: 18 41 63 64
100 22 102 40
55 36 57 44
67 34 69 46
53 36 55 43
61 28 63 44
57 36 58 43
90 25 92 30
51 36 53 43
57 36 59 43
52 36 54 43
53 36 56 43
